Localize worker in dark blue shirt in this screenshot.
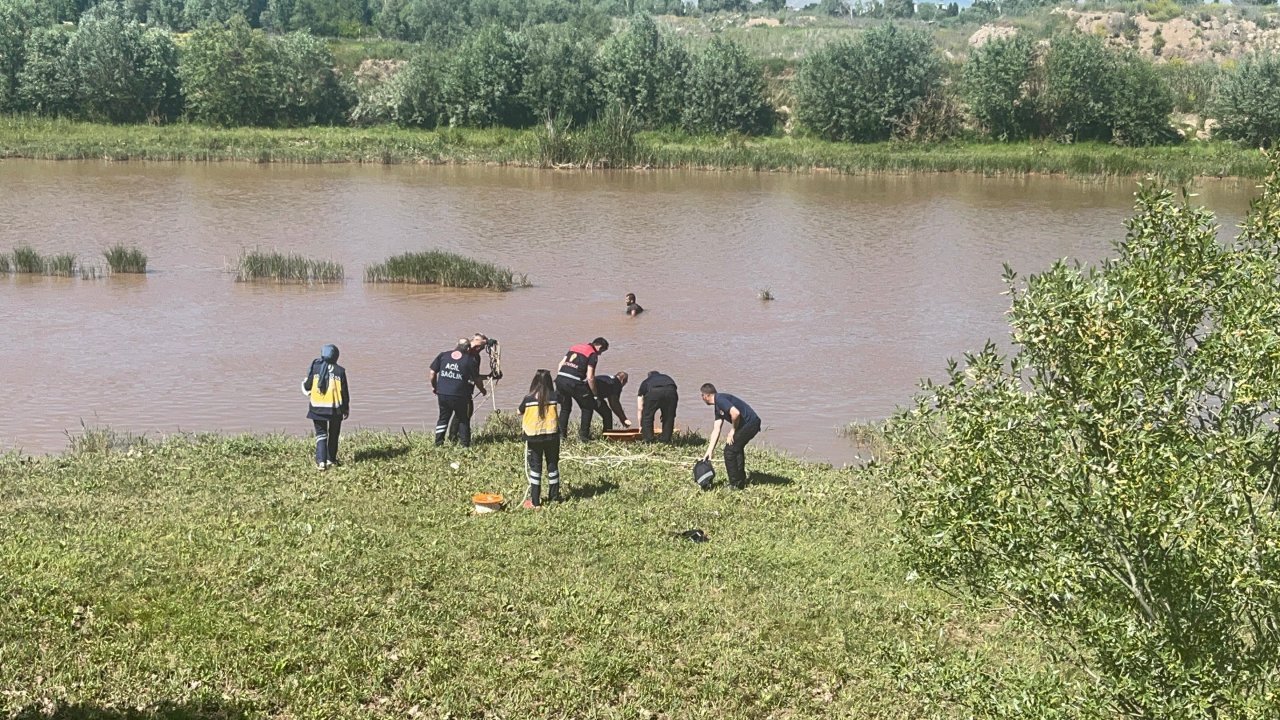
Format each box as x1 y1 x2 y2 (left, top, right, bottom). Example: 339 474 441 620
593 371 631 432
429 341 486 448
700 383 761 490
636 370 678 443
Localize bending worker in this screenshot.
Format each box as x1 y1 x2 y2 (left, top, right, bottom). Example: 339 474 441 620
555 337 609 442
701 383 761 490
593 371 631 432
429 338 486 448
636 370 677 443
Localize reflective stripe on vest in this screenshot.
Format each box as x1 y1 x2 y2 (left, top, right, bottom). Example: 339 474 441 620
559 343 596 382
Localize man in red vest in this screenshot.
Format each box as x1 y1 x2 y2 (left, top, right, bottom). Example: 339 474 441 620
555 337 609 442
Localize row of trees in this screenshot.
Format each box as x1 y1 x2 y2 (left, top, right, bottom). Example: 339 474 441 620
3 3 1279 146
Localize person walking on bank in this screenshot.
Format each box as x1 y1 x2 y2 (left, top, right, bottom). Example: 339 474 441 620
430 340 486 448
302 344 350 471
520 369 561 508
637 370 678 443
700 383 761 490
624 293 644 316
555 337 609 442
593 371 631 432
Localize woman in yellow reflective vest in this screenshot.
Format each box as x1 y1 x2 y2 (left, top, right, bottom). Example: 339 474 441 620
519 369 560 508
301 344 350 471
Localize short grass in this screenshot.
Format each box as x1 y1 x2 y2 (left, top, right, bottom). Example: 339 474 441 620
0 427 1073 719
103 244 148 274
235 250 344 284
0 116 1270 180
365 250 529 290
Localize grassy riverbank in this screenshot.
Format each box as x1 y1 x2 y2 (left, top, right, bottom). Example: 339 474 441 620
0 116 1268 181
0 427 1075 719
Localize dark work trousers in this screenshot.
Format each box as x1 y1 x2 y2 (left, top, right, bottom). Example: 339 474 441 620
312 415 343 465
435 394 472 447
641 386 678 443
525 437 561 506
555 377 596 441
723 417 761 488
594 398 617 432
447 395 475 441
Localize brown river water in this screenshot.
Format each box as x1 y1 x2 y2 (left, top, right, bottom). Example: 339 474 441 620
0 161 1257 463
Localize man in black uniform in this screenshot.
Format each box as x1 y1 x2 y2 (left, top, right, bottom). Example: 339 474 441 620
556 337 609 442
593 371 631 431
429 341 486 448
636 370 678 443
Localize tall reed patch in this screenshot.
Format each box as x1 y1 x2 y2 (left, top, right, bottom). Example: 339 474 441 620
0 254 9 273
104 245 148 273
365 251 529 290
235 250 344 284
11 246 43 274
44 254 77 277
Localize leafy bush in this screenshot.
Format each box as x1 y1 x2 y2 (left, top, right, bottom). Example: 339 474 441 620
179 17 277 126
0 0 34 112
63 2 181 123
883 157 1280 717
1111 53 1178 146
1157 59 1221 115
1214 54 1280 148
273 31 351 126
1043 32 1174 146
794 24 941 142
520 24 600 128
16 26 76 116
963 34 1040 141
682 36 774 136
440 25 531 128
596 14 688 128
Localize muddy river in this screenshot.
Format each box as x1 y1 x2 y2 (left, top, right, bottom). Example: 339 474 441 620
0 161 1258 463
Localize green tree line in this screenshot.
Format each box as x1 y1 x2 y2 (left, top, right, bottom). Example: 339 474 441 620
2 0 1279 146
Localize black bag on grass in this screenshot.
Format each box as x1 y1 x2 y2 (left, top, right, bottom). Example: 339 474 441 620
693 459 714 490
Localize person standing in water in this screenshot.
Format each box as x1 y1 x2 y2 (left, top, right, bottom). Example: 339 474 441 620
302 344 350 471
624 293 644 316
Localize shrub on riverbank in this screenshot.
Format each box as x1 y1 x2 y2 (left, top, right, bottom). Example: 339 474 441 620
103 244 147 274
235 250 343 283
0 429 1074 717
365 250 528 290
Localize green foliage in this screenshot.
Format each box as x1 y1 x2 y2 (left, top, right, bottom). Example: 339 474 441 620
103 244 147 273
351 48 443 126
520 24 600 128
0 0 34 112
1215 54 1280 148
537 102 642 168
273 32 351 125
236 249 343 282
596 14 689 128
1043 33 1174 146
1157 59 1221 115
440 26 531 128
179 18 276 126
265 0 370 36
63 2 181 123
963 35 1040 141
699 0 749 11
682 36 774 136
365 249 528 289
15 26 76 116
184 0 258 27
11 245 42 273
884 158 1280 717
794 24 941 142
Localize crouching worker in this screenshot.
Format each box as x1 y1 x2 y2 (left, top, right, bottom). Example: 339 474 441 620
302 344 350 471
701 383 761 490
593 371 631 432
520 369 561 508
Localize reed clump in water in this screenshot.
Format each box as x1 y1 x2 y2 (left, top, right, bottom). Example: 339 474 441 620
12 246 44 274
44 253 77 277
364 251 529 291
235 250 344 284
104 245 148 274
10 246 78 276
0 254 9 273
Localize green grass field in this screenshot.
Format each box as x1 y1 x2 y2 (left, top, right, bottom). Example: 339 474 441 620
0 116 1268 181
0 425 1070 718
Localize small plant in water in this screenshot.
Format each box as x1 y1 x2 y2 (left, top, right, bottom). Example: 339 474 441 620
43 253 77 277
12 246 43 274
758 287 775 301
0 254 10 273
104 245 148 274
365 250 529 291
236 250 344 284
80 265 103 280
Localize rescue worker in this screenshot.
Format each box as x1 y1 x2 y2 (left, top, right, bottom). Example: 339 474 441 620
636 370 678 443
520 369 561 508
301 344 350 471
555 337 609 442
429 338 486 448
447 333 495 441
624 293 644 316
593 371 631 432
700 383 761 490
